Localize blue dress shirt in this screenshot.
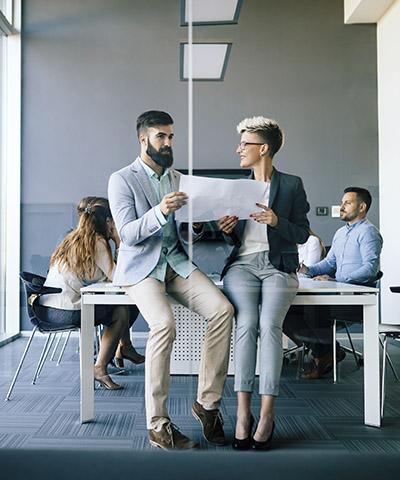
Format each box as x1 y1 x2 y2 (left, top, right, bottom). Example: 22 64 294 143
307 218 383 285
139 159 196 282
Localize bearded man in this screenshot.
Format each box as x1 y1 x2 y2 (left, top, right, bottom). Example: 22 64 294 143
108 110 234 449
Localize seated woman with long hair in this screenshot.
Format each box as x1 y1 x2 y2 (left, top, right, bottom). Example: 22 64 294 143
37 197 143 390
76 196 145 369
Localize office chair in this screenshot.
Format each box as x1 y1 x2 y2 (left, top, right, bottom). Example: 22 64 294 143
282 245 331 376
4 272 78 401
332 271 385 382
380 286 400 418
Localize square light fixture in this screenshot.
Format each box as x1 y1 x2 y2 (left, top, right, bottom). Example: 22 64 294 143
180 43 232 81
181 0 243 26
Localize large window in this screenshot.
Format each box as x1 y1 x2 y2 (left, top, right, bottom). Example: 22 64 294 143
0 32 5 334
0 0 20 338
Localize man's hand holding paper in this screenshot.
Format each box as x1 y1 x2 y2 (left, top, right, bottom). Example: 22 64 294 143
218 215 238 234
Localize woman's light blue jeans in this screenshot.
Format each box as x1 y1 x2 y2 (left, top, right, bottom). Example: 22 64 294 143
223 251 298 396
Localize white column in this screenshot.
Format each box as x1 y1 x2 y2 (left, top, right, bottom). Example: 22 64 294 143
377 0 400 324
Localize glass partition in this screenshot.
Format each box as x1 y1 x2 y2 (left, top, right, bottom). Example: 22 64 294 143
0 32 5 334
0 0 383 455
0 0 20 338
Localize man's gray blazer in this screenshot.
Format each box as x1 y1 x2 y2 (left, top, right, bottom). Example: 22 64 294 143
108 157 183 286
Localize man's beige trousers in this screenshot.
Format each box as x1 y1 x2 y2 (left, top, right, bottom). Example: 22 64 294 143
125 268 234 429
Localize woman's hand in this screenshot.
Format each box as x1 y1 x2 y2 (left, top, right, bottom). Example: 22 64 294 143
218 215 238 234
250 203 278 227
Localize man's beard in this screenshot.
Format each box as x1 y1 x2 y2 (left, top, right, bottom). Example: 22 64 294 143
340 210 358 222
146 140 174 168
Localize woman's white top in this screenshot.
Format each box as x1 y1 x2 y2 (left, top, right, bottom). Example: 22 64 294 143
39 237 115 310
238 181 270 257
298 235 323 266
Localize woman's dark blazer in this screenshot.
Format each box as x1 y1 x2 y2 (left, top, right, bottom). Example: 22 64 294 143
221 167 310 278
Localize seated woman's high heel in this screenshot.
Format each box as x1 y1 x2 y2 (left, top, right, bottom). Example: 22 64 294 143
232 414 255 450
252 420 275 451
115 343 145 368
94 366 122 390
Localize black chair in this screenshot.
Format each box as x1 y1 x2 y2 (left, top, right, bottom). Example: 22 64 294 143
4 272 78 401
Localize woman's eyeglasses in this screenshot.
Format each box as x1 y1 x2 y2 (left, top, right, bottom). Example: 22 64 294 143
237 141 265 150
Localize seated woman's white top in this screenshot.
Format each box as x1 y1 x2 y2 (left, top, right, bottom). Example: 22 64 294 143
39 237 115 310
298 235 322 266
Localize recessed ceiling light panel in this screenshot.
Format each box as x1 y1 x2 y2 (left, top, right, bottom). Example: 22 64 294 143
181 0 243 26
180 43 232 81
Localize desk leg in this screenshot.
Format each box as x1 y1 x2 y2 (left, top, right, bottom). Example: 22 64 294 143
363 302 381 427
80 302 94 423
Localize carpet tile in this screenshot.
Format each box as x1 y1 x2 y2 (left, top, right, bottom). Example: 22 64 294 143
0 337 399 454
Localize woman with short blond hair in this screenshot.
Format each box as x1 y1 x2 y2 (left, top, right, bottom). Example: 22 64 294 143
219 116 310 450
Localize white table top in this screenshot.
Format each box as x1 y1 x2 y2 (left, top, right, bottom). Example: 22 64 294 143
81 277 378 295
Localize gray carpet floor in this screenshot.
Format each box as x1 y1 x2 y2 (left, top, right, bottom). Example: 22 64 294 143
1 335 400 453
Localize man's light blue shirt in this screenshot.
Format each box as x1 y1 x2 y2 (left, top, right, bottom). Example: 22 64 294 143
307 218 383 286
139 159 196 281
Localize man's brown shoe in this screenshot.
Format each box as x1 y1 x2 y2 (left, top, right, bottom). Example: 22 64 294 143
302 348 346 379
192 401 225 446
148 422 199 450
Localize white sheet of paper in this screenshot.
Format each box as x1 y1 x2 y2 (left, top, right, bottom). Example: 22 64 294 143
175 174 268 222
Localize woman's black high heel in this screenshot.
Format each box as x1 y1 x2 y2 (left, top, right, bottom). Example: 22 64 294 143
115 343 145 368
232 414 255 450
252 421 275 451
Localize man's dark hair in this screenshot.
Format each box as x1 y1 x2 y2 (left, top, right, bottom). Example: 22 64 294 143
136 110 174 137
344 187 372 212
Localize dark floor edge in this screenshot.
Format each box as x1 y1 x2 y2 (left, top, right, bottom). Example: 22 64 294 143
1 448 400 480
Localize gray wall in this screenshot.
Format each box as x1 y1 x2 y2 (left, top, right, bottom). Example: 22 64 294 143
21 0 378 329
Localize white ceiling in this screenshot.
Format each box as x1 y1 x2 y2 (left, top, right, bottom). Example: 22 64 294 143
344 0 396 23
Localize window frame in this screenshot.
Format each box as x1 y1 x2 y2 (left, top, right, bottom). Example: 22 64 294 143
0 0 21 338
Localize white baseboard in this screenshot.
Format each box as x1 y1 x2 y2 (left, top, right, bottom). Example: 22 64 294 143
19 331 361 341
0 332 20 347
20 329 149 338
12 330 365 375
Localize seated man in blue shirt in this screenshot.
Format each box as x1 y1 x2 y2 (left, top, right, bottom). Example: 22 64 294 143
283 187 383 379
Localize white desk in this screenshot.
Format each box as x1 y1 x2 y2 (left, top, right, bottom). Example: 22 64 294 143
80 278 380 427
